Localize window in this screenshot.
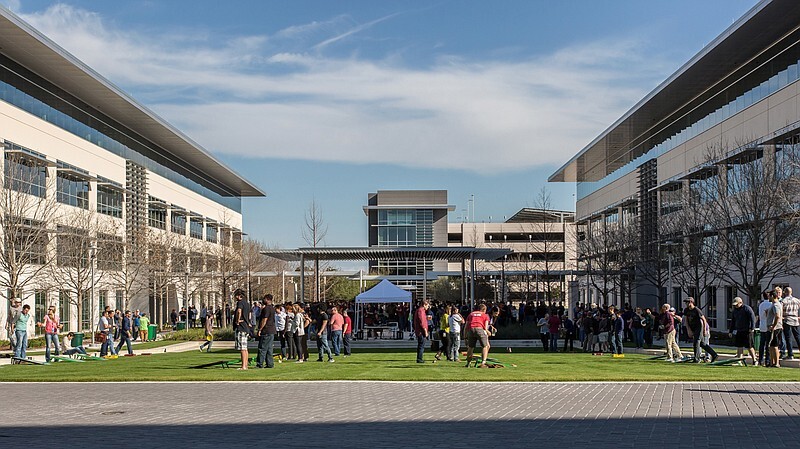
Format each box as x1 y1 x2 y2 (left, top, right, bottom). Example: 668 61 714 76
80 290 90 331
726 286 738 318
99 290 108 312
97 233 123 271
148 197 167 230
190 218 203 239
116 290 124 310
706 286 717 328
205 225 217 243
171 213 186 235
57 225 89 267
56 165 89 209
8 217 48 265
4 149 47 197
59 290 70 332
34 290 46 335
97 185 123 218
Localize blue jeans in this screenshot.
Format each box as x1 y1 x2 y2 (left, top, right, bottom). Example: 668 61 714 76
13 329 27 359
331 330 343 356
317 332 332 361
416 334 427 362
758 330 770 364
549 332 559 351
45 333 61 362
633 328 645 348
449 332 461 361
100 333 113 356
611 331 623 354
257 333 275 368
116 334 133 355
784 325 800 358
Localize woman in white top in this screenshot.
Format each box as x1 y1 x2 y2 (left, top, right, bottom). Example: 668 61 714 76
448 306 464 362
285 307 297 360
537 313 550 352
292 304 307 363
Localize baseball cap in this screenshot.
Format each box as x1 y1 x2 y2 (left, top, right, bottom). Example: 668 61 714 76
732 297 743 306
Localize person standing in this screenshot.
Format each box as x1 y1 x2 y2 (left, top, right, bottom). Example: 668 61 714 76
6 298 22 352
631 308 645 349
200 311 214 352
537 314 550 352
293 304 307 363
37 310 61 362
233 289 252 370
285 304 296 360
767 291 784 368
434 306 450 361
98 310 113 357
12 304 31 359
448 306 464 362
315 304 333 363
781 287 800 360
728 296 757 365
758 292 773 366
200 304 208 329
342 308 353 357
682 298 718 363
256 294 277 369
611 310 624 355
131 310 141 341
138 313 150 342
275 304 288 361
464 304 491 368
414 299 431 363
329 306 344 357
548 312 561 352
659 303 683 362
115 310 134 355
642 308 655 348
562 314 575 352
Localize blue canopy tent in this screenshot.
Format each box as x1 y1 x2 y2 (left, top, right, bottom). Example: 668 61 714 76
355 279 412 338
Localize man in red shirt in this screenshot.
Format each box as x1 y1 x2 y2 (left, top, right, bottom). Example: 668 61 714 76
414 299 431 363
464 304 491 368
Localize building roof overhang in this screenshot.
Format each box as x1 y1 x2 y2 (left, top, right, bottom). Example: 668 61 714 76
549 0 800 184
262 247 512 262
0 7 264 198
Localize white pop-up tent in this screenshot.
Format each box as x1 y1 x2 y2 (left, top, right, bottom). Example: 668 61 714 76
355 279 412 337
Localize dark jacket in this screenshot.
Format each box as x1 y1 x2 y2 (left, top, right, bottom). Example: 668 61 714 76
729 304 756 332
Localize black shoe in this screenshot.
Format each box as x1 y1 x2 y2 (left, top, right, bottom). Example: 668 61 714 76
316 359 324 362
711 354 718 363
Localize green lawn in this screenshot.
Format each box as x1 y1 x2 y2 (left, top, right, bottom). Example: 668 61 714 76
3 348 800 382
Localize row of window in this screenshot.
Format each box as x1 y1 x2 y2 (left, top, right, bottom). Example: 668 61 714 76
147 196 232 244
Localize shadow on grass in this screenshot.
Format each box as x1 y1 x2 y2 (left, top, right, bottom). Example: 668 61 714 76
2 417 797 448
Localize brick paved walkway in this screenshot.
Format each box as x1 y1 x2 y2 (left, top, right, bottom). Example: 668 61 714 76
1 382 798 448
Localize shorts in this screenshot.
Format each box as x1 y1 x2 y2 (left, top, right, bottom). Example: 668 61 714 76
235 331 249 350
466 328 489 348
598 333 608 343
734 331 753 348
769 329 784 348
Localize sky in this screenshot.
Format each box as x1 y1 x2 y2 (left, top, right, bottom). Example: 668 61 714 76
2 0 758 251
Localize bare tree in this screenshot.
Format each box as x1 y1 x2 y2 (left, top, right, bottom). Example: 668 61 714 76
302 199 328 302
0 152 59 308
106 226 150 311
700 141 800 305
578 218 617 306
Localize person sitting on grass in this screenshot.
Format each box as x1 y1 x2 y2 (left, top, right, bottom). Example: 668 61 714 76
62 332 87 356
464 304 491 368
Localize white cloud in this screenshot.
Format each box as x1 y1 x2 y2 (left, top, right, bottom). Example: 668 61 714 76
19 4 666 174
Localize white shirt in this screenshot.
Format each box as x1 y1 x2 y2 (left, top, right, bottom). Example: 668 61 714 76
758 299 773 332
275 311 287 332
449 313 464 334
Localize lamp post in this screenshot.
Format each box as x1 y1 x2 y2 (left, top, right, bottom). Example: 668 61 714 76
89 243 97 344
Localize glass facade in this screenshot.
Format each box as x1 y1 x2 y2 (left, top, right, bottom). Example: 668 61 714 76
578 43 800 200
148 197 167 230
171 213 186 235
205 225 217 243
374 209 435 276
4 147 46 197
56 172 89 209
97 185 123 218
190 218 203 240
0 55 242 212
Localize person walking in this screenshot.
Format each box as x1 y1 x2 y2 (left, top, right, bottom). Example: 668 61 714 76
12 304 31 359
781 287 800 360
115 310 134 355
256 294 277 369
414 299 431 363
464 304 491 368
233 289 252 370
448 306 464 362
728 296 757 365
315 304 334 363
683 298 717 363
659 303 683 362
199 311 214 352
